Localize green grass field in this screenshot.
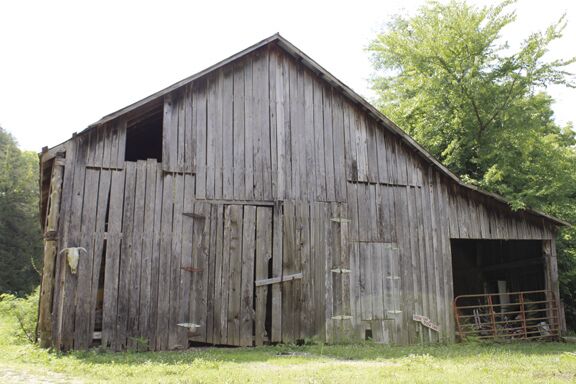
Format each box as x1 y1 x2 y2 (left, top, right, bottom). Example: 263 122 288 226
1 312 575 383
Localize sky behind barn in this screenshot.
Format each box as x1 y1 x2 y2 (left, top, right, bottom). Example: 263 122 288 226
1 0 574 152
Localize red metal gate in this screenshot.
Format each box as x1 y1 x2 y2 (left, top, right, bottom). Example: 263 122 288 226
453 290 560 341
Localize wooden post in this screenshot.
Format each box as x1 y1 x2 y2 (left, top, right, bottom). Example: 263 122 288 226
543 239 566 333
38 154 65 348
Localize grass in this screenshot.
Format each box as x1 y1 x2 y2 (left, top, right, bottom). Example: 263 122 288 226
1 314 575 383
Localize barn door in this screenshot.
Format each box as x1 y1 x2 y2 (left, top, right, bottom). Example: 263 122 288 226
184 203 274 347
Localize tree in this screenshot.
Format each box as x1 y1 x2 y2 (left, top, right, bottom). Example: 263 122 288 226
368 0 576 328
0 127 43 295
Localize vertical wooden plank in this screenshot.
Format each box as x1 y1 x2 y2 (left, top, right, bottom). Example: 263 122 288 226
289 61 302 199
323 87 336 201
189 202 211 343
87 169 111 346
101 125 112 169
225 205 243 346
271 203 283 342
212 204 225 344
147 164 163 350
219 205 233 345
205 74 218 198
269 49 279 199
205 204 218 344
233 64 246 200
366 121 379 183
194 80 207 198
355 112 368 183
138 160 158 350
281 56 292 199
344 104 358 182
126 161 146 350
73 168 100 349
313 79 326 201
101 169 125 349
162 94 175 172
255 206 272 345
177 90 186 172
222 68 234 200
332 94 347 202
282 201 296 342
156 173 174 350
239 205 256 346
253 49 272 200
299 203 313 339
176 174 195 348
167 175 185 349
359 243 372 321
274 51 287 200
244 58 255 200
303 70 316 201
113 162 135 350
53 142 79 351
185 84 195 173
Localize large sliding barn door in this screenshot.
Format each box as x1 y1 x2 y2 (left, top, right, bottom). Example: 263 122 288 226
186 203 274 347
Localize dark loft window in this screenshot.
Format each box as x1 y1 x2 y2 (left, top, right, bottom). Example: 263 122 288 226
125 107 163 162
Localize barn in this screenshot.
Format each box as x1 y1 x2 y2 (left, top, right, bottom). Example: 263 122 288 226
37 34 567 351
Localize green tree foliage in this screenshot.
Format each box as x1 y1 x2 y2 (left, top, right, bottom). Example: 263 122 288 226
0 127 43 295
369 1 576 328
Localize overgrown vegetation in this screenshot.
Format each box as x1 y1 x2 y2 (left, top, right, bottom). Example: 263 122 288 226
0 127 43 295
0 287 39 344
369 0 576 329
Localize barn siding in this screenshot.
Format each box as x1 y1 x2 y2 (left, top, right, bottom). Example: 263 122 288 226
45 42 560 350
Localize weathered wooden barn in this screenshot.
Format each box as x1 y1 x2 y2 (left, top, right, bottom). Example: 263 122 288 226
38 34 567 351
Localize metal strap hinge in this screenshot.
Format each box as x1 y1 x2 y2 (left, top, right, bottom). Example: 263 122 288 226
331 268 351 274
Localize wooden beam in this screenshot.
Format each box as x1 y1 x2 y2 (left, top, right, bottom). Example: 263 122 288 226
38 154 65 348
255 272 303 287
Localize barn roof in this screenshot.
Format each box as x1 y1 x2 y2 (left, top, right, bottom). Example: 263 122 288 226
47 33 569 227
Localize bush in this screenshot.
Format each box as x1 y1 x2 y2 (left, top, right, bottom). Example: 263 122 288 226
0 287 39 344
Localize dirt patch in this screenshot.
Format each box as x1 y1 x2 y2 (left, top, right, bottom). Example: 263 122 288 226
0 367 83 384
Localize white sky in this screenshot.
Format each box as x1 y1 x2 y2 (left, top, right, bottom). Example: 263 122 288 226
1 0 574 152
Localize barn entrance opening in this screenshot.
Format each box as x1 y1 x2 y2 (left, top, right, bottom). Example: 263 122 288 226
451 239 545 297
451 239 560 340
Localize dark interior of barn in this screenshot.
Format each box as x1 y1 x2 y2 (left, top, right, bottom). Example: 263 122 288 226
451 239 545 298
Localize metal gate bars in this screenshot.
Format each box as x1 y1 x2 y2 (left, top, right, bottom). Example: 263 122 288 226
453 290 560 341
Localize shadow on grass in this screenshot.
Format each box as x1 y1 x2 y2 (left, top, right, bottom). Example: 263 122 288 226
58 341 575 366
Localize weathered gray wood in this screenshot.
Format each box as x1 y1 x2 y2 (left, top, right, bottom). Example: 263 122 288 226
38 155 65 348
184 85 195 173
137 160 158 350
156 173 173 350
212 204 225 344
73 167 100 349
271 203 283 342
255 206 272 345
147 164 164 350
282 202 296 342
127 161 146 350
88 169 111 346
101 169 125 349
194 79 207 198
244 58 255 200
176 174 194 348
239 205 256 346
233 64 246 200
191 202 211 343
254 49 272 200
168 175 185 349
226 205 243 346
299 203 312 339
332 94 347 202
162 94 176 172
222 68 234 200
205 204 217 344
323 87 336 201
312 80 327 201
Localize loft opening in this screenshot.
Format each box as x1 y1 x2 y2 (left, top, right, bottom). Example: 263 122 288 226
124 104 163 162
